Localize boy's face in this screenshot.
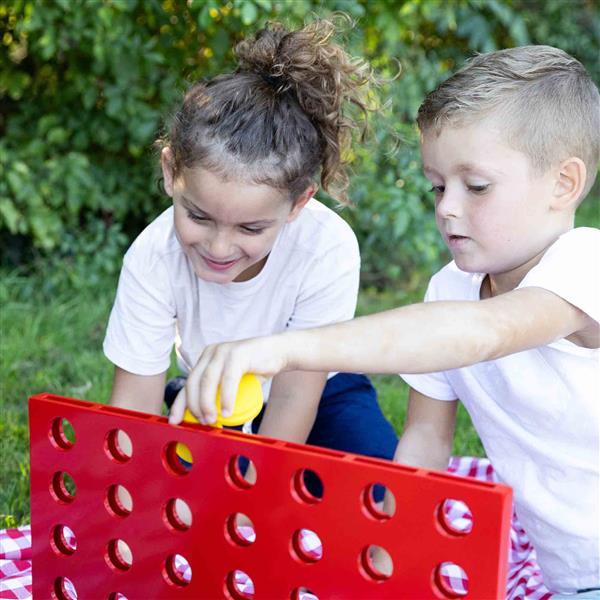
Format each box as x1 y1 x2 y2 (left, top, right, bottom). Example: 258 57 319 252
163 160 307 284
421 122 559 280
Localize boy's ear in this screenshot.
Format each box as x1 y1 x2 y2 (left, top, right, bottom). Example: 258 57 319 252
551 157 587 211
287 184 317 222
161 147 176 198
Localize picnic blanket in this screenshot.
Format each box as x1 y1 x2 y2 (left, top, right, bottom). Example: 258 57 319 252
0 457 552 600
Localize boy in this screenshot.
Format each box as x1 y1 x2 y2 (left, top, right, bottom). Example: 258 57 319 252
171 46 599 595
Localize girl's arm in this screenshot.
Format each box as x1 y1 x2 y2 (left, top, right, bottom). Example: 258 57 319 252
109 366 166 415
255 370 329 443
183 286 594 424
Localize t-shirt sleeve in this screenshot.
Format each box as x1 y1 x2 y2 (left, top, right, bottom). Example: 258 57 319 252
517 227 600 324
399 274 459 401
286 229 360 330
103 246 176 375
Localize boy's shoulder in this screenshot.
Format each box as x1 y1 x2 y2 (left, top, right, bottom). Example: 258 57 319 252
426 261 483 302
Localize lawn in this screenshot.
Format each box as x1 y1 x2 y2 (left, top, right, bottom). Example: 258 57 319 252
0 267 483 529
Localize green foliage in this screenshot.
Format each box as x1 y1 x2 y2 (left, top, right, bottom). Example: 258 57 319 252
1 0 599 288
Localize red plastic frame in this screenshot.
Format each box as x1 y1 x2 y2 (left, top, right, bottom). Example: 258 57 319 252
29 393 512 599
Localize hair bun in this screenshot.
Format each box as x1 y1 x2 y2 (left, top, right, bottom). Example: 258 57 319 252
235 24 291 90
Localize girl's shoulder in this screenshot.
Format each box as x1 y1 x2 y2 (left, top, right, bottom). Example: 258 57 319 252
124 206 183 272
285 199 358 255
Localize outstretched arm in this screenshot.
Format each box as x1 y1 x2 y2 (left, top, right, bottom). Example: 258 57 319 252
182 286 593 424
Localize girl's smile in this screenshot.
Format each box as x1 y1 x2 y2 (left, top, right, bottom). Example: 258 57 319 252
161 155 309 284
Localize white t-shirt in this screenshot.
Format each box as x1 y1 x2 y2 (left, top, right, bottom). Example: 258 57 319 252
104 199 360 399
401 227 600 593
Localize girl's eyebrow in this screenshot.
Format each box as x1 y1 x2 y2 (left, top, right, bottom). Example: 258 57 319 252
181 195 277 226
181 195 208 215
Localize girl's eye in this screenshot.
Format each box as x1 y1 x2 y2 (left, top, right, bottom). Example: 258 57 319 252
430 185 445 195
240 226 265 235
467 184 490 194
187 211 208 223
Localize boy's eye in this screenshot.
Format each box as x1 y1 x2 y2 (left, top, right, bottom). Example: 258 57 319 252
467 184 490 194
430 185 445 195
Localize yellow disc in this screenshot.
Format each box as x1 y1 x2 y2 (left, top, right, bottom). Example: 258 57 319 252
180 373 263 428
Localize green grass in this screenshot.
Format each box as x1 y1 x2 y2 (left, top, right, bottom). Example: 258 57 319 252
0 267 483 529
0 270 116 527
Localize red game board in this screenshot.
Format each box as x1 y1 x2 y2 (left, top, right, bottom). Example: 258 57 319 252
29 393 512 599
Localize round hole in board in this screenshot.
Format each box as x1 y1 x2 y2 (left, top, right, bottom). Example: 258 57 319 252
50 524 77 556
164 498 192 531
437 498 473 536
290 528 323 564
225 454 256 490
433 561 469 597
225 513 256 547
163 554 192 586
361 482 395 521
291 468 324 504
224 569 255 599
105 539 133 572
358 544 393 582
49 417 76 450
52 576 77 600
50 471 76 504
105 484 133 517
104 429 133 463
163 441 193 475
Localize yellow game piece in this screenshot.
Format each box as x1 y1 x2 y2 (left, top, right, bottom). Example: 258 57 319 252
175 374 263 465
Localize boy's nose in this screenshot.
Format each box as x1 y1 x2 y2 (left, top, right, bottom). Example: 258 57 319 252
436 189 463 219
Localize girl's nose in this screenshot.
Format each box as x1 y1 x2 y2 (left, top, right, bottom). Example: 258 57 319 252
208 229 233 258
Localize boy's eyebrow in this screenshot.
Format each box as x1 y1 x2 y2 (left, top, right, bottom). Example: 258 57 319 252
456 163 504 176
180 195 277 226
423 164 505 177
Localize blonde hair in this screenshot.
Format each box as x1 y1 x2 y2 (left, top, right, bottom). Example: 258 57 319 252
417 45 600 198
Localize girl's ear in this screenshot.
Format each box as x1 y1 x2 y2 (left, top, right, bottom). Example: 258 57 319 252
161 147 176 198
551 156 587 212
287 184 317 222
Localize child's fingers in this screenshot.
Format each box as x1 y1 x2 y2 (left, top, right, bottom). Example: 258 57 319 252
217 364 245 418
187 345 221 424
168 387 187 425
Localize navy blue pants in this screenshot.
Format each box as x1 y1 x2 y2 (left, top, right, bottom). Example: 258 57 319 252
165 373 398 498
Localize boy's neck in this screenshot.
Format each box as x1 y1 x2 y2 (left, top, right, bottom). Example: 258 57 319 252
481 222 575 299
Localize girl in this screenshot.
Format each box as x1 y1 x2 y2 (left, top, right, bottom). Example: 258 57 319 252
104 19 397 482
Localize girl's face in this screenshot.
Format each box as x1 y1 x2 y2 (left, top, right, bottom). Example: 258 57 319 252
162 151 309 284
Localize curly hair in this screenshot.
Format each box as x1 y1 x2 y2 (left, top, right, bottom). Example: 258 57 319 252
158 18 378 204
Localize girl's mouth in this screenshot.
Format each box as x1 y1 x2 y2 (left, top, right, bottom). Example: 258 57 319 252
202 256 240 271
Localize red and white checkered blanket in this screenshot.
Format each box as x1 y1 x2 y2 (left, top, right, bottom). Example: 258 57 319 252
0 457 551 600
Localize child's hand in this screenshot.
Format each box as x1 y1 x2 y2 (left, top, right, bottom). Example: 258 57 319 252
169 335 290 426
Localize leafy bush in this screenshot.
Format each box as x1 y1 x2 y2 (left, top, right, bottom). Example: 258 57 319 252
1 0 598 290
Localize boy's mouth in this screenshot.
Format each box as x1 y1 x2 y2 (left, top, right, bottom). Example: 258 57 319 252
447 234 471 249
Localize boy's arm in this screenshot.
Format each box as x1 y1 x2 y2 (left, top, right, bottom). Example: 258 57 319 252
109 366 166 416
183 286 594 424
394 386 457 471
381 385 456 526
